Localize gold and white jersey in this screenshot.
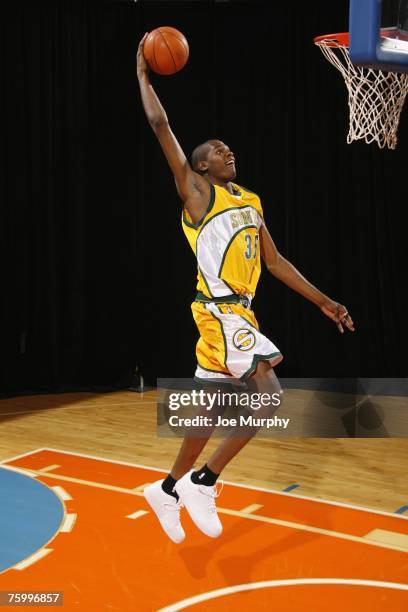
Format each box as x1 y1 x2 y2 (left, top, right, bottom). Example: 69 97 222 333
182 182 264 298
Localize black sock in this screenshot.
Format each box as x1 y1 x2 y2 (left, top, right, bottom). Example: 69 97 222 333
191 464 219 486
161 474 179 501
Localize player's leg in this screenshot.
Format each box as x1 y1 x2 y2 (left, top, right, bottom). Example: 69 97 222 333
170 436 212 480
175 360 282 537
144 301 281 541
168 383 229 479
166 304 233 483
206 361 282 473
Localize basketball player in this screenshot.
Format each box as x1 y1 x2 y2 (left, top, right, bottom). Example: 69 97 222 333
136 34 355 543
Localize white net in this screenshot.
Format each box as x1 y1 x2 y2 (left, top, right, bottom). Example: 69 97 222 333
315 36 408 149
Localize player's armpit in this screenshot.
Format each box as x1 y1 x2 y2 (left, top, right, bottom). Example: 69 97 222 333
183 187 213 225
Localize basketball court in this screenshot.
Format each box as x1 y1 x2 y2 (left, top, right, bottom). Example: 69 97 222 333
1 446 408 611
0 390 407 610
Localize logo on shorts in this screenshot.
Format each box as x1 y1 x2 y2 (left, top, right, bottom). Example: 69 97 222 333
233 328 256 351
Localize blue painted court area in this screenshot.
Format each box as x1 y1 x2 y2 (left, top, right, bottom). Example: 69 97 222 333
0 467 64 572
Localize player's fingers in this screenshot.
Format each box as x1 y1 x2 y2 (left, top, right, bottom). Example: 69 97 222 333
337 320 344 333
344 317 355 331
335 305 342 323
137 33 148 52
340 311 355 332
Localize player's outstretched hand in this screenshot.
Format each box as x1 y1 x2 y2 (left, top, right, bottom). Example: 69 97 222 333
136 33 149 78
320 300 355 334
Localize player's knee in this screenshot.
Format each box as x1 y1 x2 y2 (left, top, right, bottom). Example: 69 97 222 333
248 367 282 398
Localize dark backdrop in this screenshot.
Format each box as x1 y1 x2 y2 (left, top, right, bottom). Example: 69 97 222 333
1 0 407 395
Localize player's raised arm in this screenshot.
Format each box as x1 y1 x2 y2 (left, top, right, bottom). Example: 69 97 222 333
259 224 355 334
136 34 209 215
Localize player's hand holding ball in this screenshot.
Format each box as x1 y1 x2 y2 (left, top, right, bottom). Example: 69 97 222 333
137 27 189 77
136 33 150 78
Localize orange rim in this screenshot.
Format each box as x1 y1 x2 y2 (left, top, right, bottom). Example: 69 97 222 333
313 32 350 47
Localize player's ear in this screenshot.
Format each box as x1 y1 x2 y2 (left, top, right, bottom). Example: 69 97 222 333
198 160 208 173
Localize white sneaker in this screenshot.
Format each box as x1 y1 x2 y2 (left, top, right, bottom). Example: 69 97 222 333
143 480 185 544
174 470 223 538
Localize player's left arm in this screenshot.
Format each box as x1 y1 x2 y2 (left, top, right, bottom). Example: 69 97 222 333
259 224 355 334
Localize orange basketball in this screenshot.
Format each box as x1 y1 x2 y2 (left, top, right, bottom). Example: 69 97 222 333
143 27 189 76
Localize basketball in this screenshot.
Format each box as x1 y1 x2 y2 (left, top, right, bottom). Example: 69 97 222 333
143 27 189 75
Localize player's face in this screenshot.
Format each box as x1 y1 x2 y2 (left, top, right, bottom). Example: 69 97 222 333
205 141 236 181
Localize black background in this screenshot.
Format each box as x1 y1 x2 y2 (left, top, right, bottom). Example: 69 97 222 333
1 0 407 395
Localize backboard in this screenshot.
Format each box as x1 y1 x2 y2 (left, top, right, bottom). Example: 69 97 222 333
350 0 408 72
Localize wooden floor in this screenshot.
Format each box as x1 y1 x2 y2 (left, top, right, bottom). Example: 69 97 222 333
0 389 407 514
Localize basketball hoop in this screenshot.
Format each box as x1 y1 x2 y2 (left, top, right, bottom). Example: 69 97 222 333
314 32 408 149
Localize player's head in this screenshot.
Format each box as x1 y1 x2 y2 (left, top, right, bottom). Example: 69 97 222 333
191 139 236 181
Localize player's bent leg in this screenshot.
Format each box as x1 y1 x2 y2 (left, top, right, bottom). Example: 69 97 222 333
176 361 282 538
169 386 226 479
170 436 212 481
247 359 283 395
207 360 282 474
169 387 228 539
145 386 226 541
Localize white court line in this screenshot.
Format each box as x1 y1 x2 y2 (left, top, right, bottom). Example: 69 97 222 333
31 447 408 522
0 464 38 478
158 578 408 611
40 464 61 472
132 483 152 492
365 528 408 548
220 481 408 522
60 513 76 533
126 510 149 520
52 486 72 501
0 448 49 463
240 503 264 514
39 447 168 473
13 548 52 571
